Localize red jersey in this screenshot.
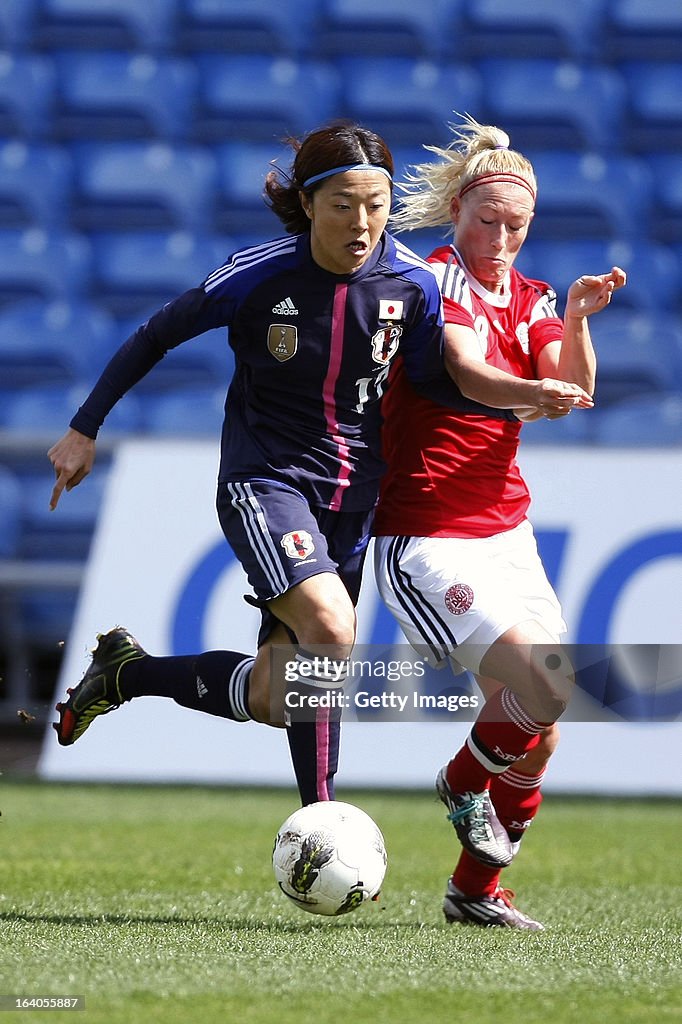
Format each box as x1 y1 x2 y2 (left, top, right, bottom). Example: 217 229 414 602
374 245 564 538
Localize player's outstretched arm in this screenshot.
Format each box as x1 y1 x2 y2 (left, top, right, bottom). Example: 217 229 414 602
564 266 627 319
48 428 96 510
538 267 627 397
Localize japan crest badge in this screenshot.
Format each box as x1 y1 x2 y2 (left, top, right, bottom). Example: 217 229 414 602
281 530 315 560
371 324 402 364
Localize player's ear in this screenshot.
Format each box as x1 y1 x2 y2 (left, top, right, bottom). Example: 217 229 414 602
300 191 314 221
449 195 461 224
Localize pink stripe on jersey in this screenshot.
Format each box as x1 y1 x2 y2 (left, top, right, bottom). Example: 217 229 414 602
323 283 353 511
316 706 331 801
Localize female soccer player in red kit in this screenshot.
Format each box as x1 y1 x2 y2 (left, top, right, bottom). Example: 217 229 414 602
374 115 626 928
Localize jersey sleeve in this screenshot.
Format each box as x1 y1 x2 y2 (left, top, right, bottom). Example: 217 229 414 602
70 285 236 438
406 286 516 421
527 284 564 364
398 272 445 387
442 295 476 329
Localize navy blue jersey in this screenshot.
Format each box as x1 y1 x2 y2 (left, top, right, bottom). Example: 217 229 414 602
71 232 444 511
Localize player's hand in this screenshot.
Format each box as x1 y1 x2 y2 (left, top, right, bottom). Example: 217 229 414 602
47 428 96 510
564 266 627 319
515 378 594 422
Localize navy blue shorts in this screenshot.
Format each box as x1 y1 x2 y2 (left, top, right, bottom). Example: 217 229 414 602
217 479 374 640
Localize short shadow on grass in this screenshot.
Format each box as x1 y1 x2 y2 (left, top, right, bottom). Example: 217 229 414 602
0 910 434 934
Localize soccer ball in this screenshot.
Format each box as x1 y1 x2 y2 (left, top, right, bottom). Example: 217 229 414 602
272 801 387 916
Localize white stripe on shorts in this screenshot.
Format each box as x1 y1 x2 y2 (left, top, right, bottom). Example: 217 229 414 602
384 535 459 665
227 481 289 596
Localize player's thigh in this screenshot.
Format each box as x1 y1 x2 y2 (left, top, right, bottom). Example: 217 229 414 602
374 533 525 671
268 571 356 651
477 619 573 722
217 479 340 601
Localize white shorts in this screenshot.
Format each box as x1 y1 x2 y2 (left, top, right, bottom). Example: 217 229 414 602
374 520 566 676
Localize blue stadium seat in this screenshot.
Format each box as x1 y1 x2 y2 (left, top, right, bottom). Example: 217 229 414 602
0 52 55 138
15 462 110 560
0 464 23 558
621 62 682 154
0 383 142 441
603 0 682 61
390 145 433 183
669 243 682 313
390 145 456 259
0 140 72 229
592 394 682 447
0 229 91 305
528 150 653 241
71 142 217 233
461 0 605 62
52 52 197 142
0 0 37 50
647 154 682 244
477 58 626 152
32 0 178 52
339 58 482 148
0 298 117 387
193 55 339 144
212 141 291 235
90 230 221 318
394 228 452 262
114 313 234 394
139 386 226 436
18 587 79 644
521 239 679 315
317 0 462 58
217 231 283 258
589 311 675 407
177 0 322 56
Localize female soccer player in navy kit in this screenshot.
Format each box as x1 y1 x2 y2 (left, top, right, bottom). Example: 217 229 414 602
48 122 444 806
374 115 626 928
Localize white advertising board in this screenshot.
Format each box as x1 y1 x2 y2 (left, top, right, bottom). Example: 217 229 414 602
39 441 682 794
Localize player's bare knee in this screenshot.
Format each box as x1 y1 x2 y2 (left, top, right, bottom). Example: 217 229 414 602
296 602 356 659
526 647 574 722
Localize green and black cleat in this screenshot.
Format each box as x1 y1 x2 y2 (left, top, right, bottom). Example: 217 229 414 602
436 767 514 868
54 627 146 746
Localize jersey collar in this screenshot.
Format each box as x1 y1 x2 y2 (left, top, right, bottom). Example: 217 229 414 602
452 246 513 308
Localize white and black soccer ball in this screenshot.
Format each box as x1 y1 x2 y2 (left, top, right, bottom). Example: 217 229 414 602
272 801 387 916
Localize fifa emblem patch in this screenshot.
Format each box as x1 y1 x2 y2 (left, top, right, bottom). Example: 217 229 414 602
444 583 474 615
371 324 402 365
268 324 298 362
281 530 315 560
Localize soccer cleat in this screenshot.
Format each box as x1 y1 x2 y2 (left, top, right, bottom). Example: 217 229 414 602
53 627 146 746
436 767 513 868
442 878 545 930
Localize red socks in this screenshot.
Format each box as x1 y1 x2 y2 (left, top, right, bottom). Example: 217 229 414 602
446 687 550 896
490 765 545 843
446 686 548 793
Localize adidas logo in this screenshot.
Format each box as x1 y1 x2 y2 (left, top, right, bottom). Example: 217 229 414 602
272 297 299 315
196 676 208 699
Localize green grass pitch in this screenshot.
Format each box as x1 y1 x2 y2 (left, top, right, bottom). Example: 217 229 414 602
1 782 680 1024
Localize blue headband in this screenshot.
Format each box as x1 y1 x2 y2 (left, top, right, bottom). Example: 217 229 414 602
301 163 393 189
